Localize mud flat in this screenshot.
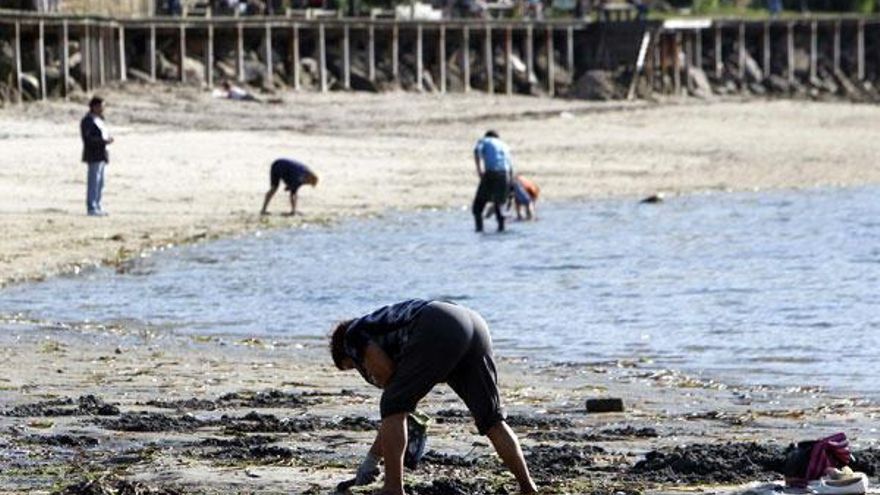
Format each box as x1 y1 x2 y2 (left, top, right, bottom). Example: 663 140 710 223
3 89 880 286
0 324 877 494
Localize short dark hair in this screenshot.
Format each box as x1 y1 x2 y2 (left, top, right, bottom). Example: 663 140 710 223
330 320 354 369
88 96 104 109
485 130 499 138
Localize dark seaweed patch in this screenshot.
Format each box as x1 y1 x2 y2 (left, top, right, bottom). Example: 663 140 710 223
221 411 323 434
5 395 119 417
629 442 786 483
99 412 205 432
24 434 100 448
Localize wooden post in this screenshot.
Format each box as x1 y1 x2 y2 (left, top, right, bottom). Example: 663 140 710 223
737 22 745 84
416 24 423 91
62 20 70 98
683 31 692 93
787 22 794 84
206 24 214 87
673 31 681 95
526 23 533 89
833 20 840 73
392 23 399 84
149 24 156 82
566 25 574 77
236 23 244 83
505 25 512 95
546 25 554 96
291 24 300 90
319 23 327 92
343 24 351 90
179 23 186 83
714 23 722 79
463 26 470 92
659 32 667 94
368 24 375 82
14 21 22 103
857 20 865 80
695 28 702 69
809 20 817 82
118 25 127 82
98 25 106 87
83 24 91 91
38 21 47 100
484 23 493 94
439 24 447 93
763 21 771 79
264 23 273 87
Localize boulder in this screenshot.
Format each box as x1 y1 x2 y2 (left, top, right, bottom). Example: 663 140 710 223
571 69 619 100
20 72 39 100
183 56 205 85
687 66 712 99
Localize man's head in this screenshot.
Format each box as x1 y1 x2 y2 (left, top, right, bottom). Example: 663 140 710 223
88 96 105 117
330 320 355 370
305 171 319 187
485 130 499 139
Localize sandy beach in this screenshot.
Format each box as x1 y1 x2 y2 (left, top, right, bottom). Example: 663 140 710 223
2 90 880 494
3 89 880 286
1 323 878 494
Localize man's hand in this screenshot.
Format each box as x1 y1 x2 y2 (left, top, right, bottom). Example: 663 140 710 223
355 465 379 485
336 469 378 492
106 137 114 144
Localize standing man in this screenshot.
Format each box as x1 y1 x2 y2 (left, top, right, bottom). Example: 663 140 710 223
472 130 513 232
260 158 319 216
330 299 539 495
80 96 113 217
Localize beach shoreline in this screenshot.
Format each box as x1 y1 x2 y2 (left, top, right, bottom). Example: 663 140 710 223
3 89 880 287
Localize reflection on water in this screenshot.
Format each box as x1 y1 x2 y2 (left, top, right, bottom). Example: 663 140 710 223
2 187 879 396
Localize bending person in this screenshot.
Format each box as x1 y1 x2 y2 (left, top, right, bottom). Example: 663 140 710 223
330 299 538 495
260 158 318 216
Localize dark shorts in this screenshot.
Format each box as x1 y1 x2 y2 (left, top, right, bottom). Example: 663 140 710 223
270 159 307 192
380 302 506 435
474 171 510 207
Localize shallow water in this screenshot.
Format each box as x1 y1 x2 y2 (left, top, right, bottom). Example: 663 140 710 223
2 187 879 396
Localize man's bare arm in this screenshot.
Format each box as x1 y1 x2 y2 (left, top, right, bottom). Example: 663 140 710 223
363 343 395 387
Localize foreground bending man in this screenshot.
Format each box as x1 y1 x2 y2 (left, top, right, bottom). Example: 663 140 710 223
331 299 538 495
260 158 318 216
472 130 514 232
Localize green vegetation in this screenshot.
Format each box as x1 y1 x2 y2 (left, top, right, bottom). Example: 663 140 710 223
653 0 876 17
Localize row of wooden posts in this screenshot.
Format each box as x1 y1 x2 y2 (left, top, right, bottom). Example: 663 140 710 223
2 12 879 102
2 15 589 101
652 18 875 95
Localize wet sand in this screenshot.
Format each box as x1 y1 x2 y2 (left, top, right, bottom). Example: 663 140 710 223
3 89 880 286
1 325 878 494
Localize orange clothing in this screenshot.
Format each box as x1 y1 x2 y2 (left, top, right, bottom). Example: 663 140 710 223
517 175 540 200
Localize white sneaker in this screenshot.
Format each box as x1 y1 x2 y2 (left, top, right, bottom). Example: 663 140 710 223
808 473 868 495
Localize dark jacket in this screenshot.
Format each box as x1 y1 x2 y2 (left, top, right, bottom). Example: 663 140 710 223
80 113 109 163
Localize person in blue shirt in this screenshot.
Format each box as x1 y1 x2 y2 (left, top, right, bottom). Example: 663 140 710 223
259 158 318 216
330 299 538 495
472 130 514 232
